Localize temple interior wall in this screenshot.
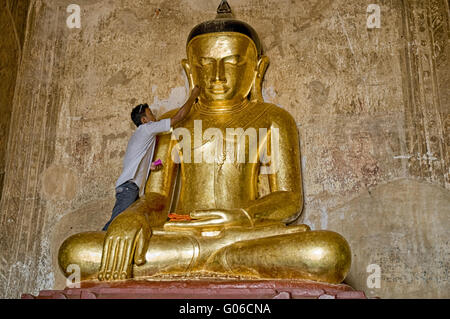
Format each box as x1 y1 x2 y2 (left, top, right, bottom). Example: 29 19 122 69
0 0 30 204
0 0 448 298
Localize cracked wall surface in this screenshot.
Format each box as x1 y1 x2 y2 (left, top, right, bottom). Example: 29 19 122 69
0 0 449 298
0 0 30 203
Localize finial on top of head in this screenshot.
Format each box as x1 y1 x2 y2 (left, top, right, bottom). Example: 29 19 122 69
216 0 233 19
186 0 262 57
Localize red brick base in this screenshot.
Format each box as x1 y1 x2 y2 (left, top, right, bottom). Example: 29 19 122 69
22 279 367 299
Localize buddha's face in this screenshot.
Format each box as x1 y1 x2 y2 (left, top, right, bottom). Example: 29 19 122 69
186 33 258 106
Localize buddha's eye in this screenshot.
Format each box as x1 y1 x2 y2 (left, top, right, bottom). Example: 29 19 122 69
224 55 245 66
199 57 215 66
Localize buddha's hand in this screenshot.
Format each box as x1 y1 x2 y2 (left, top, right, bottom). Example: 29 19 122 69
164 209 253 233
98 210 151 281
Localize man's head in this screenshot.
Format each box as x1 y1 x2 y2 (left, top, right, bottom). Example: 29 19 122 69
131 103 156 127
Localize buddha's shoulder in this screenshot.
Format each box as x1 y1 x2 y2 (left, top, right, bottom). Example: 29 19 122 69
255 102 296 125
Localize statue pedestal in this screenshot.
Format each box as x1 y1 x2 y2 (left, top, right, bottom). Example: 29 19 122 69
22 279 367 299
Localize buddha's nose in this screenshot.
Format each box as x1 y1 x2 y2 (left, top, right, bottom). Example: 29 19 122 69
211 59 227 83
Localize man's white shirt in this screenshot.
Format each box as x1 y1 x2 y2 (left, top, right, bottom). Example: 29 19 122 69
115 119 171 197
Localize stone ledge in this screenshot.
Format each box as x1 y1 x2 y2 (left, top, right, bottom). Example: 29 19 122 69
22 279 367 299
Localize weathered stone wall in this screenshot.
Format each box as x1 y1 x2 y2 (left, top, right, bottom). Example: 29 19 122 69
0 0 30 202
0 0 448 298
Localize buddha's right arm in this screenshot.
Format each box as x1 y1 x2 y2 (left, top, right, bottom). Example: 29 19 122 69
135 192 171 226
141 132 179 223
98 133 177 280
119 193 169 227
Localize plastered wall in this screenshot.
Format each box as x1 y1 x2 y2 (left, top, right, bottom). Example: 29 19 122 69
0 0 30 203
0 0 448 298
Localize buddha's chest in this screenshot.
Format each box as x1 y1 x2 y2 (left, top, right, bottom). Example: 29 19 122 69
173 116 271 166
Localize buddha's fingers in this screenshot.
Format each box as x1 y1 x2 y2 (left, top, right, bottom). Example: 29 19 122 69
190 210 241 225
105 237 121 280
119 238 132 280
113 236 135 280
112 238 122 272
134 228 149 266
98 237 113 281
164 217 222 231
190 210 221 219
112 238 125 280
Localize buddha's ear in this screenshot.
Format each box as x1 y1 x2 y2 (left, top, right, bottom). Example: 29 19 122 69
250 55 270 102
181 59 195 91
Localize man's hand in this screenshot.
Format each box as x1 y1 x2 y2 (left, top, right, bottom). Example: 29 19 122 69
150 163 163 171
171 85 201 127
163 209 253 233
98 209 151 281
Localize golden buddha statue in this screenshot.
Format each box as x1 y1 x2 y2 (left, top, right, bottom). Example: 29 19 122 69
58 1 351 285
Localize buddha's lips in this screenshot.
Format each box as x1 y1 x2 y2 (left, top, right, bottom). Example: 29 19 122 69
207 85 230 94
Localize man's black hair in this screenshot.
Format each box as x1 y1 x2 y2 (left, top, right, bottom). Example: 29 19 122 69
131 103 149 127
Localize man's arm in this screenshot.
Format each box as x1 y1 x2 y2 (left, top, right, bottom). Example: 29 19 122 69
170 86 200 127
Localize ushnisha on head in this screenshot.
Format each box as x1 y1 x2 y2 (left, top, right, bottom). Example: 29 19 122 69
182 0 269 107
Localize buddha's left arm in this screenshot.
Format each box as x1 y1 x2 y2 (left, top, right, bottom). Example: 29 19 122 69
245 114 303 224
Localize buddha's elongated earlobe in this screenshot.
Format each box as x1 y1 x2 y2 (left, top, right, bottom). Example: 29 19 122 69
250 55 269 102
182 59 195 91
